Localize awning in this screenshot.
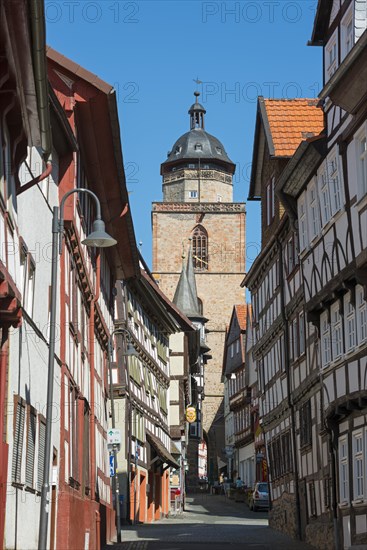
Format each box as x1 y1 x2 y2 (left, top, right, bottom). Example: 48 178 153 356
147 433 180 470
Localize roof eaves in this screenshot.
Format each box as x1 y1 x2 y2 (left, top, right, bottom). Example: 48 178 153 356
107 91 140 278
309 0 332 46
46 46 113 94
259 97 275 156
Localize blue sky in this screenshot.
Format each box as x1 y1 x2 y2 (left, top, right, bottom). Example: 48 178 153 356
46 0 322 270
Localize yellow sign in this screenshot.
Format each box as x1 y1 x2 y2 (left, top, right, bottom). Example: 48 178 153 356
186 406 197 423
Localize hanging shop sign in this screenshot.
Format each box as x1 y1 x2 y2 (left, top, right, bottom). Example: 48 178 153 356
185 406 197 423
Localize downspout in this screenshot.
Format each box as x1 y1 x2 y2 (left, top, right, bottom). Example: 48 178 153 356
18 0 52 195
95 510 101 550
325 419 341 550
90 253 101 503
277 235 302 540
122 282 132 524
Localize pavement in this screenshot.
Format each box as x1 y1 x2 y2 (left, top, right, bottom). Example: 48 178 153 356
105 492 316 550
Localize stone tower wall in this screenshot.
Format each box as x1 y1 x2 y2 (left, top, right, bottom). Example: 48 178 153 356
152 204 246 480
162 168 233 203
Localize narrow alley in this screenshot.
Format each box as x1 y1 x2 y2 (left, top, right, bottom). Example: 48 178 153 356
105 493 315 550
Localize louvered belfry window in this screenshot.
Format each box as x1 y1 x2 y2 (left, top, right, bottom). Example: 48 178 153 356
37 419 46 491
25 409 37 487
12 399 26 483
192 225 208 270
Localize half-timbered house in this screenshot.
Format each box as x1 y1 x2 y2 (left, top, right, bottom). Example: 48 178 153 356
243 98 324 542
277 2 367 547
44 49 138 549
113 262 194 524
222 305 256 487
0 2 52 547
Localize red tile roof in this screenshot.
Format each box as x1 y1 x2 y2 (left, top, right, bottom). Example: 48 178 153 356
263 99 324 157
235 304 247 331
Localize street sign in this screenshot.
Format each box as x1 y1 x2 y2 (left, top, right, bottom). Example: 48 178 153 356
109 454 115 477
107 428 121 446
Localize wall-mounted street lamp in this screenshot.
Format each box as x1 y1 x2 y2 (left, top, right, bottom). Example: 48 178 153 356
108 327 138 541
38 189 116 550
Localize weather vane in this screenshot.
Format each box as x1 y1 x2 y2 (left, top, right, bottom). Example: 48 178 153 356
193 77 202 92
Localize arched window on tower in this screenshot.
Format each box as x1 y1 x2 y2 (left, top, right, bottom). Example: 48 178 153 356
192 226 208 271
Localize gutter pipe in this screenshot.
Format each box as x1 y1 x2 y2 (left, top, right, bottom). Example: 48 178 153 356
20 0 53 195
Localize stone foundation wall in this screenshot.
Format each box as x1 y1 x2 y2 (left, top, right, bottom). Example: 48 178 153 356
305 518 334 550
269 493 298 538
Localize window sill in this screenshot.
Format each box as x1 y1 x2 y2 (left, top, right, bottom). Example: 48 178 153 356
300 443 312 453
351 499 366 507
24 485 37 494
69 477 81 490
11 481 24 490
338 501 349 508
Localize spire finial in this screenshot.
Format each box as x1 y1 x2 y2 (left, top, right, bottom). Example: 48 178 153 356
189 81 206 130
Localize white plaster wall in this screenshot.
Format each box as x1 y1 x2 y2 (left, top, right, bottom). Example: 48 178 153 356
5 148 61 550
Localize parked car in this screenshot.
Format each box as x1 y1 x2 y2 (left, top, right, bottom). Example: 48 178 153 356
249 482 269 511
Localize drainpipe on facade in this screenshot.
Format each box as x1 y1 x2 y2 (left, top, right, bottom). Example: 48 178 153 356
122 281 133 523
89 253 101 507
21 0 53 195
277 235 302 540
326 419 341 550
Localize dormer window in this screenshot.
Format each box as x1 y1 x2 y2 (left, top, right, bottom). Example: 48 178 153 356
195 143 202 151
175 146 182 155
216 147 222 155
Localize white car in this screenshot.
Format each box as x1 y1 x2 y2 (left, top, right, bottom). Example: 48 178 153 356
249 482 269 511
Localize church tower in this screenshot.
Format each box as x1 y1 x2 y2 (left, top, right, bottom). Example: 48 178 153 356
152 92 246 481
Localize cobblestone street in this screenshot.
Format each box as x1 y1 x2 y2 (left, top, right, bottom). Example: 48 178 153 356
106 493 315 550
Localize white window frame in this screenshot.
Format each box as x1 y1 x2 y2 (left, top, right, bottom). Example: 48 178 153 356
298 195 308 251
321 311 331 367
339 436 349 503
189 190 198 198
291 317 298 361
319 164 331 226
341 5 354 61
308 180 320 240
345 293 356 352
355 123 367 200
357 285 367 344
299 312 305 356
331 303 343 360
325 30 338 81
352 431 364 500
327 153 342 215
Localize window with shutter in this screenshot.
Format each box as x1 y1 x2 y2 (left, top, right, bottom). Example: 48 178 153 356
37 419 46 491
12 399 25 483
26 408 37 487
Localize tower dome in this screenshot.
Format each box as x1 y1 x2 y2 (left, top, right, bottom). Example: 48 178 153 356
161 92 235 175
